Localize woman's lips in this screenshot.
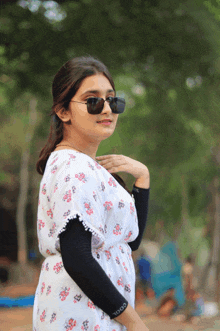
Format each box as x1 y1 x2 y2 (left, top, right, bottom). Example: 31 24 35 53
97 120 112 126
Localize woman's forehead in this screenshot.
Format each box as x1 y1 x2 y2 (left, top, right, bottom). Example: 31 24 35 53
77 74 114 95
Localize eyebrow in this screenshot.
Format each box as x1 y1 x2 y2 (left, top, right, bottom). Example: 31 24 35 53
81 89 115 97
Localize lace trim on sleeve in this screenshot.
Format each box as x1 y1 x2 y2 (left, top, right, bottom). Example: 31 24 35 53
55 212 105 253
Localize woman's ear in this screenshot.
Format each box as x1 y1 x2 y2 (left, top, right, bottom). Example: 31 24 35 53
56 107 71 123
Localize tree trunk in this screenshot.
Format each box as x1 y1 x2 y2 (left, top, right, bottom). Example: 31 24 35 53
212 177 220 302
15 97 38 283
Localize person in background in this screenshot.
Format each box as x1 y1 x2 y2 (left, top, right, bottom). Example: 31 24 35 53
137 254 152 295
185 289 204 324
182 256 194 298
33 56 150 331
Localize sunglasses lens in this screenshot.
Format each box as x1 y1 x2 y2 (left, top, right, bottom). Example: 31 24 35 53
110 97 125 114
87 98 104 114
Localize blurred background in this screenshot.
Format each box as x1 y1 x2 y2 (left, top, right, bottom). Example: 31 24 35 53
0 0 220 329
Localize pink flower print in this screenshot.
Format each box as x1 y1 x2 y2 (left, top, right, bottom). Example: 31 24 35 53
73 294 82 303
47 209 53 219
45 262 49 271
108 177 116 187
105 250 111 261
72 186 76 194
84 202 93 215
48 222 56 237
46 249 52 255
50 312 57 324
124 231 132 242
125 284 131 293
50 156 58 166
53 261 63 274
51 165 58 174
38 219 45 230
41 262 45 271
118 200 125 209
104 224 107 233
81 319 89 330
93 191 97 201
100 182 105 191
64 174 70 182
41 282 45 294
38 198 40 206
88 162 95 170
122 262 128 272
94 161 101 169
63 190 72 202
99 225 104 234
54 183 58 193
88 300 95 309
119 245 125 253
63 210 71 219
117 277 124 287
103 201 113 211
94 325 100 331
115 256 120 264
42 184 46 195
46 285 51 296
52 202 56 210
68 153 76 160
40 309 46 322
113 224 122 235
64 318 76 330
59 287 70 301
75 172 86 183
130 202 135 214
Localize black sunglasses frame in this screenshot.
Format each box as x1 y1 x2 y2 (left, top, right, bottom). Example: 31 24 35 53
70 97 125 114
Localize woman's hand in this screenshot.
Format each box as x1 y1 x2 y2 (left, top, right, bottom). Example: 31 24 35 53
96 154 150 189
114 303 150 330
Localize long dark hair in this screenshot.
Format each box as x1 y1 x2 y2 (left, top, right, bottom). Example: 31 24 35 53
36 56 115 175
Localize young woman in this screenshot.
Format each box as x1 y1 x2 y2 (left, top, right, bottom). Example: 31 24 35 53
33 56 150 331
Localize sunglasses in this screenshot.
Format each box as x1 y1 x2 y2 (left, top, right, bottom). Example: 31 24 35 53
70 96 125 114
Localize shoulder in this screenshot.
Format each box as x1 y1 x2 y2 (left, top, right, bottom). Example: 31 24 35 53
46 150 100 172
47 150 106 184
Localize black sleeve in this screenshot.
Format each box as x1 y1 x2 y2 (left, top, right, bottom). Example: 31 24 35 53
59 217 128 319
128 186 150 251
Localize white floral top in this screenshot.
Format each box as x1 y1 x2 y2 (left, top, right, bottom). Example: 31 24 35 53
33 150 139 331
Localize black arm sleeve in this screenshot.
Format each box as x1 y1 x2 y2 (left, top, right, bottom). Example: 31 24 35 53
59 217 128 319
128 186 150 251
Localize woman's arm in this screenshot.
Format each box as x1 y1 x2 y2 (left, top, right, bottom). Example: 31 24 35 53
60 217 149 330
59 217 128 319
128 186 149 251
96 154 150 189
96 154 150 251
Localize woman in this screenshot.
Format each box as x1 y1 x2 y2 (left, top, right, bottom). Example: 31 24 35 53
33 56 150 331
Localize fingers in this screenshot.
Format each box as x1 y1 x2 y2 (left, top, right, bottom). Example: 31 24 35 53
96 154 117 160
96 155 127 173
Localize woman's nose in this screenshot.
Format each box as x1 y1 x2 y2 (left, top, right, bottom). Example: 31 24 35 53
101 99 112 114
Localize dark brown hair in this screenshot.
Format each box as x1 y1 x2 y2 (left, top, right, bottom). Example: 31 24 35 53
36 56 115 175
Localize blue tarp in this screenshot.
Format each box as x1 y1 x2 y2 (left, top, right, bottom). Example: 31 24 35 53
137 257 151 283
0 295 35 308
138 241 185 307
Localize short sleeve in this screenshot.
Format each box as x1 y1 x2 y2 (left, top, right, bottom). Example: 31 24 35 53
52 155 105 252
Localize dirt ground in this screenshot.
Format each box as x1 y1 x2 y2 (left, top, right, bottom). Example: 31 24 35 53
0 284 219 331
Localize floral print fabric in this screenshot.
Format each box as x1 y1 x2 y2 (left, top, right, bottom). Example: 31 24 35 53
33 150 139 331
